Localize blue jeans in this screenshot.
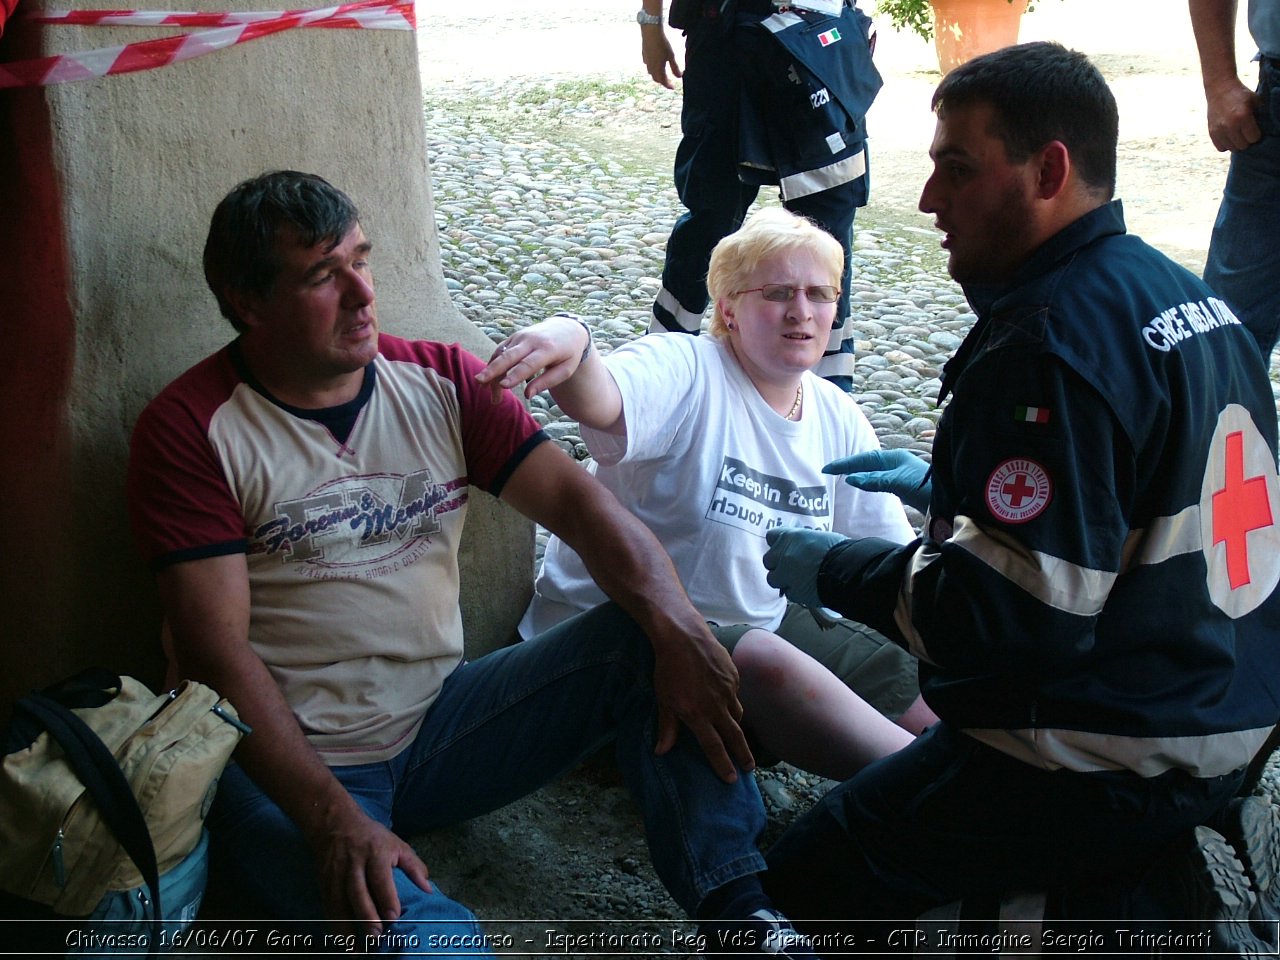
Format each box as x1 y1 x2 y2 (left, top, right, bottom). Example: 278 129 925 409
1205 56 1280 361
763 723 1242 929
207 602 767 952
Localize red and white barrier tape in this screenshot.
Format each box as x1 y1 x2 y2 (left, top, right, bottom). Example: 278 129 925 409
0 0 414 89
28 2 404 28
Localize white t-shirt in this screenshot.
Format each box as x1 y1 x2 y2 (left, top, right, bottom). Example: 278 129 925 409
521 334 913 637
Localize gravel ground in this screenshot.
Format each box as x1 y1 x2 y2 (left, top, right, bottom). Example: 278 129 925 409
407 6 1280 956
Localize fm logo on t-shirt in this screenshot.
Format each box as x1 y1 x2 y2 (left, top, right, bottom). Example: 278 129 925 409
708 457 831 536
251 470 467 566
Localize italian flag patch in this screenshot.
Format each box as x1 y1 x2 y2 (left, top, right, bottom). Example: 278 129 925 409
818 28 841 46
1016 405 1051 424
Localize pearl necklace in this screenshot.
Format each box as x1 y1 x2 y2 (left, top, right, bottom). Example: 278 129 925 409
785 382 803 421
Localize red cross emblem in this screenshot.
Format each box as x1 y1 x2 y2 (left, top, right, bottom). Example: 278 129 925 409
1212 430 1275 590
1200 403 1280 619
1002 473 1038 507
986 458 1053 524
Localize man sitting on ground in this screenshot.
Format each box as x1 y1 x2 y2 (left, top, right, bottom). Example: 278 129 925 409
127 170 818 957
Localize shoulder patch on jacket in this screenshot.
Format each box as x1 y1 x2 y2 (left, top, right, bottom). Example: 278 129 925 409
986 457 1053 524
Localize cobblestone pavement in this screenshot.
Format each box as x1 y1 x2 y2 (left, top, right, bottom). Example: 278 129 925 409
427 75 971 467
423 72 1280 476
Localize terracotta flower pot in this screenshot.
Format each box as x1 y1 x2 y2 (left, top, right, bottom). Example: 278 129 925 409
930 0 1030 73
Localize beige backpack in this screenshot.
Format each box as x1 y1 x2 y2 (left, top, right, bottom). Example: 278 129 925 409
0 669 246 939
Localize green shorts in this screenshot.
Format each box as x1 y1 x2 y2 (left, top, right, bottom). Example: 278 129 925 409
711 604 920 722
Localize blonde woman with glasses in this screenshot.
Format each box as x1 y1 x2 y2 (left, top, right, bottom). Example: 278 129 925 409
477 207 935 779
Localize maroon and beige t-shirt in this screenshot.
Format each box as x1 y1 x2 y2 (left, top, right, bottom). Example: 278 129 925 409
128 335 544 765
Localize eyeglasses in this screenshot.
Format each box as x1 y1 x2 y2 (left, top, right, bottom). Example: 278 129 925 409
733 283 841 303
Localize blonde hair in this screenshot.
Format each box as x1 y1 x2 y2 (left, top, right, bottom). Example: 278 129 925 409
706 207 844 339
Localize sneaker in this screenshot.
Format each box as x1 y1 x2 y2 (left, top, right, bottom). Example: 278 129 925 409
1217 796 1280 937
700 908 821 958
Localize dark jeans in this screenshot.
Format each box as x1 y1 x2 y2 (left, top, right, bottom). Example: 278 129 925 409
208 603 768 948
1205 56 1280 360
764 723 1243 928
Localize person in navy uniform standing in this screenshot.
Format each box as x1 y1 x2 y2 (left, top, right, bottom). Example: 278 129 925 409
639 0 880 391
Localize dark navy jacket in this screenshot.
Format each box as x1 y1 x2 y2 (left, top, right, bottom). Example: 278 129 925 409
733 2 881 199
818 202 1280 780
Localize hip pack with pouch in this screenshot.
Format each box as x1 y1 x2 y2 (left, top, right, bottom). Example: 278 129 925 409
0 668 248 951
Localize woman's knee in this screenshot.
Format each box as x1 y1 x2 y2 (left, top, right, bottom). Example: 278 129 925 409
731 629 796 692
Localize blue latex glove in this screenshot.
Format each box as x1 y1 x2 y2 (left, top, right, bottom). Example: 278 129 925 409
824 449 932 513
762 527 846 610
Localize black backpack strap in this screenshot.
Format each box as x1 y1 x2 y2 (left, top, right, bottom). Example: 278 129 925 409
5 668 123 754
41 667 124 710
15 692 162 955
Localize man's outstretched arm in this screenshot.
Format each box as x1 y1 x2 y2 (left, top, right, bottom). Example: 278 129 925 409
500 441 754 782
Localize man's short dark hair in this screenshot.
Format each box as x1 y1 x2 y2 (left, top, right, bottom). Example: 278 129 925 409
203 171 360 331
932 41 1118 199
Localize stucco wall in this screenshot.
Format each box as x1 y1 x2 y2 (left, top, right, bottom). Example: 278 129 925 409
0 2 533 714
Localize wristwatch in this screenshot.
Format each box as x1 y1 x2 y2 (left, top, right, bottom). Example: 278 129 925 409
636 9 663 26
